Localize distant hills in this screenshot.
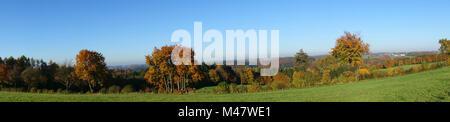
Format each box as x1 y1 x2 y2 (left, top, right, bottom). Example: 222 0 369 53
109 51 439 70
108 64 148 71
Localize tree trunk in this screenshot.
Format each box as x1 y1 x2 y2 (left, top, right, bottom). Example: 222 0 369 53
88 80 94 93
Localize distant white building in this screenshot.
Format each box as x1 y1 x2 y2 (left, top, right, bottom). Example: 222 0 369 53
392 53 406 57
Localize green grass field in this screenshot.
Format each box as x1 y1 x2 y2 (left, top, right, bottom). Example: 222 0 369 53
1 67 449 102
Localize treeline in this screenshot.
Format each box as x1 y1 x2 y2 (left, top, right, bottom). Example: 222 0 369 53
0 34 449 94
368 54 448 69
0 51 147 94
207 35 450 93
144 33 450 94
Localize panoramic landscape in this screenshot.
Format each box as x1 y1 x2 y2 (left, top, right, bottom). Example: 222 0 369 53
0 0 449 102
1 36 449 102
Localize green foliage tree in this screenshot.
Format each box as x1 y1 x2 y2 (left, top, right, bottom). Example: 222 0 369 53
294 49 312 71
55 63 77 92
316 56 338 71
21 67 46 90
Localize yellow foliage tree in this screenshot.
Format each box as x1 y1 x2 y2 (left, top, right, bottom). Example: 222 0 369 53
439 38 450 55
331 32 369 81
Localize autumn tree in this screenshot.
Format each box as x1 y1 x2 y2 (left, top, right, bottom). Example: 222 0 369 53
273 72 291 85
258 76 273 85
75 50 109 93
292 71 305 87
320 70 331 84
439 38 450 55
270 72 291 89
145 46 175 93
4 56 31 87
316 56 338 71
244 68 255 84
215 65 238 83
173 47 202 93
55 63 77 92
239 68 255 85
0 64 8 87
294 49 312 71
21 67 46 90
208 69 220 83
0 58 3 82
331 32 369 81
316 56 338 84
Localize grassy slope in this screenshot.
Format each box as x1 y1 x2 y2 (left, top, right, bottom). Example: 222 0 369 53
1 67 449 102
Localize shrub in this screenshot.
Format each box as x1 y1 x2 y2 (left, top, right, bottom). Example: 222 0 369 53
214 82 229 94
98 88 107 94
320 70 331 84
238 85 248 93
336 74 346 83
229 83 238 93
273 73 291 85
145 87 156 93
335 71 356 83
304 70 321 86
421 63 430 70
269 81 287 90
258 76 273 85
292 71 305 82
10 88 24 92
446 58 450 66
37 89 42 93
430 63 443 70
411 66 423 73
292 71 307 87
173 89 183 94
291 79 306 88
388 67 405 76
29 87 38 93
358 68 371 80
187 88 196 93
107 85 121 94
56 88 65 94
157 88 166 94
247 84 262 92
41 89 47 93
121 85 134 93
342 71 356 83
43 89 54 94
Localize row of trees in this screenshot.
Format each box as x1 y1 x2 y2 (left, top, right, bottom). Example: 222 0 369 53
371 54 448 69
0 50 145 93
0 56 58 89
1 33 448 94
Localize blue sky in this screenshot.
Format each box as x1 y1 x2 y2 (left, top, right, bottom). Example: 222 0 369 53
0 0 449 65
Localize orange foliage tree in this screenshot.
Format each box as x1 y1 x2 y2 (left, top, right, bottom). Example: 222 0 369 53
144 45 201 93
75 49 109 93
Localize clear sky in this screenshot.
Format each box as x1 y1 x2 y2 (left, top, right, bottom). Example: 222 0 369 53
0 0 449 65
